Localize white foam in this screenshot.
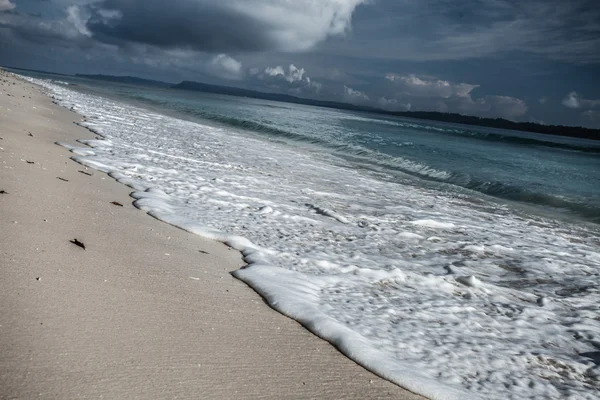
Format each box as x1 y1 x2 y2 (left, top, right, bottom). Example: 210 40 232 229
456 275 482 288
411 219 456 230
29 76 600 400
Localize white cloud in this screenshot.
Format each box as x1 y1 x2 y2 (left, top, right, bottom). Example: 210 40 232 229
446 94 528 119
229 0 368 51
66 5 92 37
386 74 478 98
562 92 581 108
562 91 600 109
386 73 528 120
377 97 411 111
343 85 369 104
264 64 307 83
0 0 15 12
377 96 397 107
207 54 244 80
255 64 321 95
485 96 529 118
264 65 285 78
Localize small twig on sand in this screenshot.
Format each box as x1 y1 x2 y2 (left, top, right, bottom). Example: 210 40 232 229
70 239 86 250
57 177 69 182
78 170 93 176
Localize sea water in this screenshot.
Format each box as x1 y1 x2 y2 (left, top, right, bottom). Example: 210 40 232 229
21 73 600 400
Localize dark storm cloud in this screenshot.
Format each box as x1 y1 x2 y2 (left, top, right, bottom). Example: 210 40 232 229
435 0 600 63
0 5 92 47
85 0 367 52
326 0 600 64
86 1 272 52
4 0 598 64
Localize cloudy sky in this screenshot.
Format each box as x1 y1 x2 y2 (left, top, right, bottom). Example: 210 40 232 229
1 0 599 128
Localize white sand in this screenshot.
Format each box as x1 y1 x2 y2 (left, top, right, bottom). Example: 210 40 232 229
0 70 425 399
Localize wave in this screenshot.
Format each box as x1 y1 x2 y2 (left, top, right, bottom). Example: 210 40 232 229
183 108 600 221
343 116 600 154
344 153 600 222
457 178 600 223
180 110 457 181
105 91 600 222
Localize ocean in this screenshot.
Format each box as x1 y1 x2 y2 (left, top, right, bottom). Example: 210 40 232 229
17 70 600 400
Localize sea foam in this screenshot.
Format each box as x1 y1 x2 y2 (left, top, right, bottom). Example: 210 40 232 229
28 77 600 400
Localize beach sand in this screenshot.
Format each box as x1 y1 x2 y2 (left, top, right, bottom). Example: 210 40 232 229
0 70 425 399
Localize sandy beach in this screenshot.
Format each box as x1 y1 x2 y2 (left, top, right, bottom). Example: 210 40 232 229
0 70 425 399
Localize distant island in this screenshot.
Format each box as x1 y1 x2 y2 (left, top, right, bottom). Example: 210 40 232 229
5 67 599 141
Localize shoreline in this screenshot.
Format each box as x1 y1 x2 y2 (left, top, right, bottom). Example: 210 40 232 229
0 69 425 399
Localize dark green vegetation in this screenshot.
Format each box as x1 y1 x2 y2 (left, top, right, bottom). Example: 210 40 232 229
388 112 600 141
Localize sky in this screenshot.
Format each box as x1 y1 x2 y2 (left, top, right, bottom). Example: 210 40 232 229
1 0 599 128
